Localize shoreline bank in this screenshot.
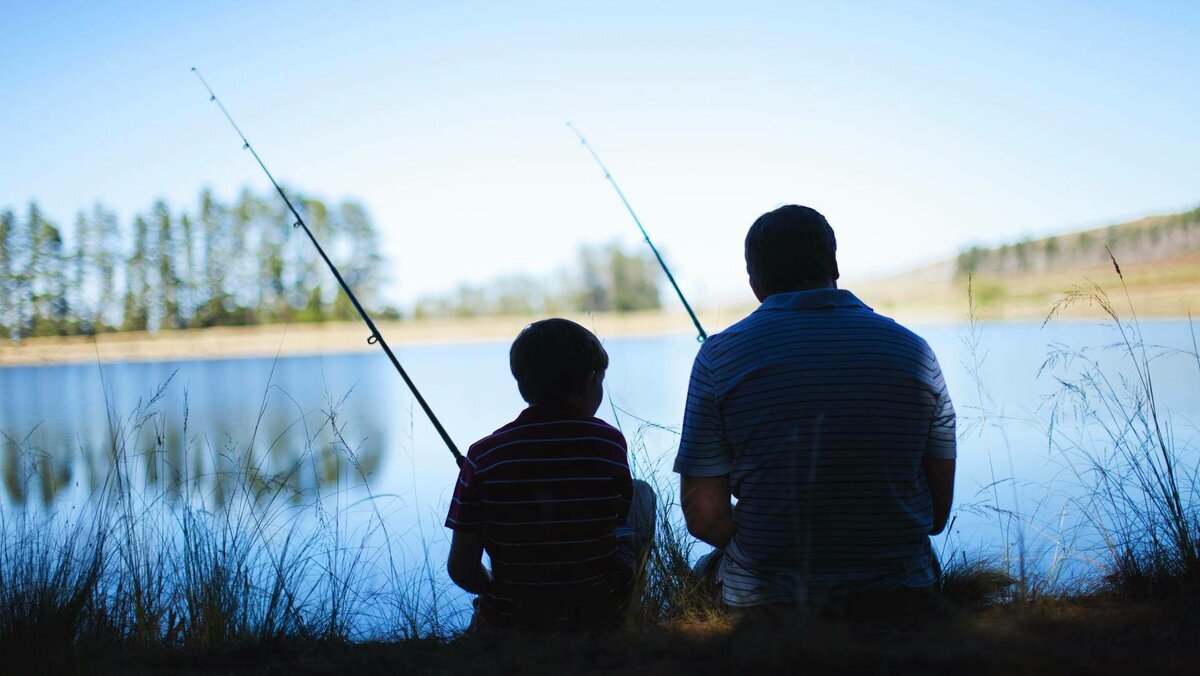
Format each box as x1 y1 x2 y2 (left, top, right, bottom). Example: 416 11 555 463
2 298 1191 368
0 310 737 368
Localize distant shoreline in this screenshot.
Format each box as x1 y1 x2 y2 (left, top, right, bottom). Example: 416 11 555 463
0 310 737 368
2 299 1192 368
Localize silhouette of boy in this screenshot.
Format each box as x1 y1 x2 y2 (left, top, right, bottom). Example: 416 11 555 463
445 318 655 631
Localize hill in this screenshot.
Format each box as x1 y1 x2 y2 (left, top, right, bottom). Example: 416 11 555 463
857 205 1200 320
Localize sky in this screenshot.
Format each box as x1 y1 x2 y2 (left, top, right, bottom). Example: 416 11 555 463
2 0 1198 308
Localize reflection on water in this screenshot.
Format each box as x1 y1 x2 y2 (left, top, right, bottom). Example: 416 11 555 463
0 356 389 508
1 320 1198 582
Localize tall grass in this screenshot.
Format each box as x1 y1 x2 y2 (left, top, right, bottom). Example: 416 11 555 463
1043 250 1200 599
622 421 722 624
0 357 454 669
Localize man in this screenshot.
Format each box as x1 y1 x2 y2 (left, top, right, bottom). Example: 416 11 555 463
674 204 955 614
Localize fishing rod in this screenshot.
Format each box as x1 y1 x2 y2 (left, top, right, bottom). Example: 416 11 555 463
566 122 707 342
191 67 463 466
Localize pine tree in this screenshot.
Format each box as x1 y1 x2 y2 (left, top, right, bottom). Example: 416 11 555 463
197 188 227 326
25 211 70 337
180 212 197 326
43 221 70 335
123 214 151 332
231 188 264 323
153 199 181 330
0 209 13 338
91 203 121 331
22 203 47 336
257 199 288 322
71 211 92 332
336 200 383 314
294 196 328 322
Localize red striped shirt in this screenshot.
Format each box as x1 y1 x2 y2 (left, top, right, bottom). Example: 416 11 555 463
445 403 634 628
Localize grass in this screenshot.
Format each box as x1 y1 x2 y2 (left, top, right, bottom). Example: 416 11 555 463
1 256 1199 673
1042 250 1200 601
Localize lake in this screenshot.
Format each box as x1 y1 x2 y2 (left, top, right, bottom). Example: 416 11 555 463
2 316 1198 630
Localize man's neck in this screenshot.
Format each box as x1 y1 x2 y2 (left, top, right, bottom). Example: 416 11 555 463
793 280 838 292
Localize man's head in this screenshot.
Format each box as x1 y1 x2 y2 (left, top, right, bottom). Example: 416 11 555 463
744 205 839 300
510 318 608 413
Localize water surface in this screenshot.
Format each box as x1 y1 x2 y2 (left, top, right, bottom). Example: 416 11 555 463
2 318 1198 626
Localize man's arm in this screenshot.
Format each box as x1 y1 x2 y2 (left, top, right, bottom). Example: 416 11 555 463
447 530 491 595
923 457 955 535
681 475 737 548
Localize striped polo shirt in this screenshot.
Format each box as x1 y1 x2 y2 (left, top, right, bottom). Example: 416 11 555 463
674 288 956 607
445 403 634 628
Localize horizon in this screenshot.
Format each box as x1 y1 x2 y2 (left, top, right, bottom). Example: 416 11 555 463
4 1 1198 307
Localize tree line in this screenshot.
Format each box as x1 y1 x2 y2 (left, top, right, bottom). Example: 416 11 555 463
0 189 666 339
411 242 662 320
0 188 385 339
956 205 1200 278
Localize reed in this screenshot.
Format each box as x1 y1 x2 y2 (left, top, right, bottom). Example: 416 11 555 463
1043 250 1200 600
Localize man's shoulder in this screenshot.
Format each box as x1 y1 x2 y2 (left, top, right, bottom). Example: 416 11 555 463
704 301 933 356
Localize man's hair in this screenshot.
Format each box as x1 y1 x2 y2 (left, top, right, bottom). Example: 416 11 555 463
744 204 839 297
510 318 609 405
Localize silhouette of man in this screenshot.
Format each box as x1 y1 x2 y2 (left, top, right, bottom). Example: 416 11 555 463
674 205 956 615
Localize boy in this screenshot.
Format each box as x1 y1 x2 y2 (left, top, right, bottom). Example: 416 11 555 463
445 318 655 631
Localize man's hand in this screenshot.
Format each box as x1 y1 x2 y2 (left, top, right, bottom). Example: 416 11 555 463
447 530 491 595
922 457 955 535
681 475 737 548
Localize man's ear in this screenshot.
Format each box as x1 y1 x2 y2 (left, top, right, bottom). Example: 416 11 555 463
749 276 766 303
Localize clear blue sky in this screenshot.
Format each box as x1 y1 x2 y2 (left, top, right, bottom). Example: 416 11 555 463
3 1 1197 307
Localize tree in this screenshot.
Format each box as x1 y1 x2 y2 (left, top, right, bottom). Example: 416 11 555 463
123 214 151 332
90 203 121 331
571 242 660 313
3 187 396 337
576 245 610 312
29 214 70 336
70 211 92 332
196 188 229 327
335 200 383 315
153 199 182 330
606 243 661 312
293 196 329 322
231 188 265 322
1044 236 1060 260
0 209 13 338
179 212 197 325
256 199 288 322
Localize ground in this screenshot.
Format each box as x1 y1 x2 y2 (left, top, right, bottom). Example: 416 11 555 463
39 593 1197 675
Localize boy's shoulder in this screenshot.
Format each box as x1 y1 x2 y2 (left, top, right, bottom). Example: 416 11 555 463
466 406 627 464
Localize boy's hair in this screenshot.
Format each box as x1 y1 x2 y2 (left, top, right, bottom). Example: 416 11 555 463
510 318 609 405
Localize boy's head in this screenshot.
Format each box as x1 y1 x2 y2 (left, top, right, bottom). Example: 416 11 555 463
510 318 608 413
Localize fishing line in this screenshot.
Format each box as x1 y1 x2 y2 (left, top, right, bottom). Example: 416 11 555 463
191 67 463 466
566 122 707 342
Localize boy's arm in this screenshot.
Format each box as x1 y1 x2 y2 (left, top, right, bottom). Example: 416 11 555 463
445 450 490 594
447 531 491 594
